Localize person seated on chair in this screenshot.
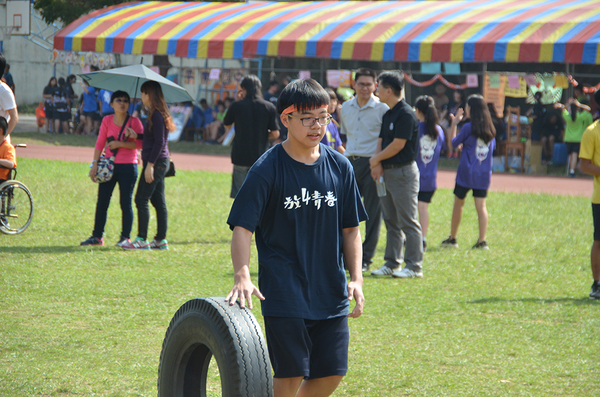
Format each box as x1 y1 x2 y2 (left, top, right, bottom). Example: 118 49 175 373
0 116 15 183
180 101 203 142
199 99 214 142
207 98 231 144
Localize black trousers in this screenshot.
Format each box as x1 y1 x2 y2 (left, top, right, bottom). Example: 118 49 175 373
135 158 169 241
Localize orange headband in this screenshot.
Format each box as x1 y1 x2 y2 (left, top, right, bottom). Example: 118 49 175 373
282 105 298 115
283 104 328 115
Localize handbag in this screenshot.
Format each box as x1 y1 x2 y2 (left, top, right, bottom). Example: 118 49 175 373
165 159 176 177
95 114 130 183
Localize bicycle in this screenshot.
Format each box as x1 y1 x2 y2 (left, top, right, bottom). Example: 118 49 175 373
0 144 34 235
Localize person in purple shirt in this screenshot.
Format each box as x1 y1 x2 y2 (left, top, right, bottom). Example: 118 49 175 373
442 94 496 250
414 96 445 252
320 88 345 154
122 80 175 250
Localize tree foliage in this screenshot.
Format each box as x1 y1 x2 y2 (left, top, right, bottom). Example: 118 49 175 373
34 0 241 26
34 0 128 25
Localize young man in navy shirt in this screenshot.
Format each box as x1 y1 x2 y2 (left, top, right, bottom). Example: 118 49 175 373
226 79 366 397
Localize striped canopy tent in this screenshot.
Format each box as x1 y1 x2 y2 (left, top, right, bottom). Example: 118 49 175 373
54 0 600 64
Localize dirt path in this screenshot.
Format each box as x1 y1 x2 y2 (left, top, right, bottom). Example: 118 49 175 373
18 143 592 197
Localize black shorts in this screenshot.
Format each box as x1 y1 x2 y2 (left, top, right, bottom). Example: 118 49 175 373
44 104 54 119
83 111 102 121
593 204 600 241
418 190 436 203
454 183 487 200
264 316 349 379
55 110 70 122
566 142 580 155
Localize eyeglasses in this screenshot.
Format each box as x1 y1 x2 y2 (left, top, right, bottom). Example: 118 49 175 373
356 82 374 88
287 114 331 127
114 98 130 104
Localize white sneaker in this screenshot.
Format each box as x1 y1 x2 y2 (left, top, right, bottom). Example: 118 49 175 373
371 265 399 277
392 267 423 279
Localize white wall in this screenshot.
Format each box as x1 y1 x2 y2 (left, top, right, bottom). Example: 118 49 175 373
0 4 69 107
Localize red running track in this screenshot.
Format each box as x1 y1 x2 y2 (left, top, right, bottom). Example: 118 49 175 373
19 144 593 198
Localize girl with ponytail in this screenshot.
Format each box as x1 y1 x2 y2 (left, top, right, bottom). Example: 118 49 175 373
414 95 445 251
441 94 496 250
555 97 592 177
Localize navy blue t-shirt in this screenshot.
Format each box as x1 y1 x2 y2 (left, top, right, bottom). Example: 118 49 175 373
227 143 367 320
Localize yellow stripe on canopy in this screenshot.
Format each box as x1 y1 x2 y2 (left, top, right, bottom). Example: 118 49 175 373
538 4 600 62
155 3 236 55
222 3 299 59
449 0 525 62
92 3 171 53
339 3 421 60
505 0 597 62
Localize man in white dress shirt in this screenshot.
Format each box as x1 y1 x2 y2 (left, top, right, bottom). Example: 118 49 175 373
0 55 17 143
340 68 389 272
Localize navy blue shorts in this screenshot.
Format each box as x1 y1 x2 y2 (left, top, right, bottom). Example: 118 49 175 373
264 316 349 379
454 183 487 199
418 190 436 203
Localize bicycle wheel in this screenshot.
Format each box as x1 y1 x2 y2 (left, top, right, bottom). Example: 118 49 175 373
0 180 34 235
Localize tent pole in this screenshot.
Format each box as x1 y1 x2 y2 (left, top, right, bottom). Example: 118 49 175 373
320 58 324 86
483 62 487 90
257 57 263 80
179 58 183 87
405 63 411 104
270 57 275 80
204 58 208 101
566 63 572 100
220 58 225 102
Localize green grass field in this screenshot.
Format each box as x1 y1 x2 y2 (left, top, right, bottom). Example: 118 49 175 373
0 157 598 396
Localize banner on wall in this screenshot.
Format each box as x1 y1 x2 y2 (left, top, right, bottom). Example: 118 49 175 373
527 73 563 104
339 70 352 88
198 68 245 86
483 74 506 116
326 70 340 87
504 75 527 98
466 74 479 88
209 68 221 80
326 70 352 88
50 50 114 69
183 68 195 85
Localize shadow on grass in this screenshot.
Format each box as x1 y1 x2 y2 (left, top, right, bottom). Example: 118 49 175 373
0 239 231 253
0 245 100 253
468 297 597 305
170 239 231 245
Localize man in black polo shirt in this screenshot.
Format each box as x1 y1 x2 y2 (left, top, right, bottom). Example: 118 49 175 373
224 75 280 198
369 71 424 279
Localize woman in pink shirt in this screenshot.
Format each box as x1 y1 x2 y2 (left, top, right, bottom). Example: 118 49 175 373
81 91 144 247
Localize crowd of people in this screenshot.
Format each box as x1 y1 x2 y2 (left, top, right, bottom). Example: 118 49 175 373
42 67 125 136
3 62 596 396
222 72 600 397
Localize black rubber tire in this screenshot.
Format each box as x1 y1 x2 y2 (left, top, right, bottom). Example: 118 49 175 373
0 180 33 235
157 297 273 397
